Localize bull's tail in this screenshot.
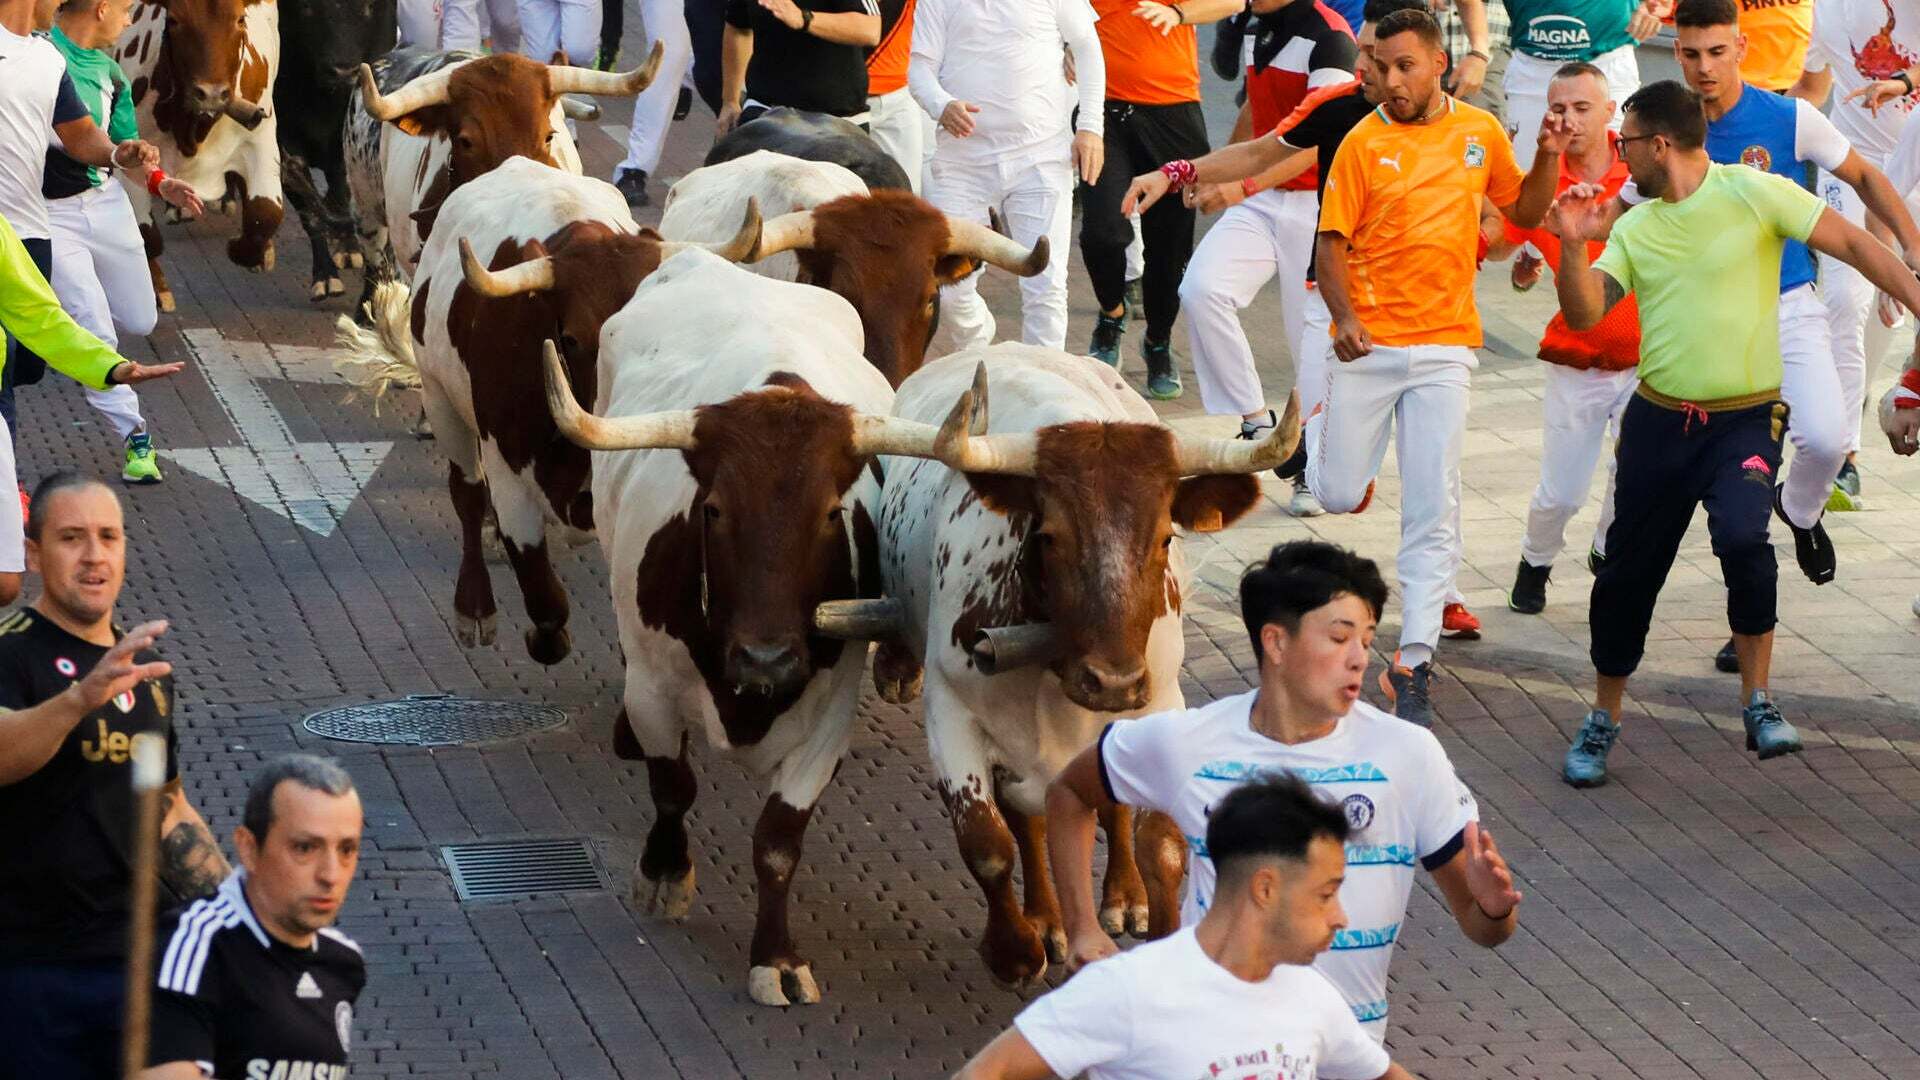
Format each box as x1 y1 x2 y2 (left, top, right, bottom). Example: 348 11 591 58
333 280 420 414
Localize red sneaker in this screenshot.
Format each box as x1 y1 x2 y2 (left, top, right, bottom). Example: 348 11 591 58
1350 479 1376 515
1441 602 1481 640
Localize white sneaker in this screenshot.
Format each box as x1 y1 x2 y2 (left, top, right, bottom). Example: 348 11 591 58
1288 477 1324 517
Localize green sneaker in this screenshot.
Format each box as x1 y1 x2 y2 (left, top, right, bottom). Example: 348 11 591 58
1089 308 1126 368
1144 339 1182 400
1563 709 1619 787
122 431 163 485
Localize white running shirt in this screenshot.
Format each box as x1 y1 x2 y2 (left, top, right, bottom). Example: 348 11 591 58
1804 0 1920 166
1015 927 1393 1080
0 26 79 240
1100 690 1477 1039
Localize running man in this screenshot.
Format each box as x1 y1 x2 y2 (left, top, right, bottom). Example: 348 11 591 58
1666 0 1920 671
963 774 1417 1080
1488 62 1639 613
610 0 693 206
1549 79 1920 787
1045 541 1519 1040
1309 6 1565 724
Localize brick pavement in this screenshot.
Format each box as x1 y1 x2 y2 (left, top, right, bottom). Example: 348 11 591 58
14 25 1919 1080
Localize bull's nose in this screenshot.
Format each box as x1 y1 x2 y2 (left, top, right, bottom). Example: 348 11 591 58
187 83 232 113
727 642 806 695
1069 662 1149 711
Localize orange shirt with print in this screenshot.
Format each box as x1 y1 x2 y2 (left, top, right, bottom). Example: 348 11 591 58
1502 132 1640 371
1737 0 1813 91
868 0 916 95
1317 98 1525 347
1090 0 1200 104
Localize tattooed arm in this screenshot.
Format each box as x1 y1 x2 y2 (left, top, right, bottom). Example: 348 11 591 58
158 780 230 899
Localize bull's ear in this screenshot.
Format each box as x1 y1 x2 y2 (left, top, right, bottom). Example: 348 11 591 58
965 473 1038 517
933 254 981 285
1171 474 1261 534
393 104 451 137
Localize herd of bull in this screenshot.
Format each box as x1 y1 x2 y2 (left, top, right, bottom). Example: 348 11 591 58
104 0 1310 1010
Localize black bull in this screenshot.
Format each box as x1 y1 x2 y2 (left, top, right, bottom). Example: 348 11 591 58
706 108 912 193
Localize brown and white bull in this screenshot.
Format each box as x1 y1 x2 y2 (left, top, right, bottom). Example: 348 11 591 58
875 348 1299 985
343 44 661 319
115 0 282 309
338 157 759 663
541 249 953 1005
659 150 1048 386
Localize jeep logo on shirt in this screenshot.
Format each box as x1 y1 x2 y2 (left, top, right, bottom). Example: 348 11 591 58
1526 14 1592 51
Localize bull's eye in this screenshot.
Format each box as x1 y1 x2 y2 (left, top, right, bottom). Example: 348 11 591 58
703 503 721 523
559 333 579 354
455 134 475 152
826 506 845 521
1161 535 1174 550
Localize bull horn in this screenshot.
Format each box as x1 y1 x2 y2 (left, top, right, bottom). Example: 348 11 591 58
812 599 904 640
544 340 699 451
848 413 943 460
459 237 554 298
945 218 1049 277
359 63 455 121
1172 388 1303 475
968 623 1062 675
659 197 764 263
559 96 600 121
223 97 270 129
932 362 1039 475
749 210 817 261
547 40 663 97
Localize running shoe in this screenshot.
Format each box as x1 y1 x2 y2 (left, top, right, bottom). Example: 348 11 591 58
1441 602 1481 640
1124 277 1144 320
1827 458 1861 512
614 168 651 210
674 86 693 121
1379 659 1435 728
1090 308 1126 368
1144 339 1181 399
122 431 163 485
1714 637 1740 674
1288 476 1324 517
1562 709 1620 787
1509 559 1550 614
1587 547 1607 575
1774 484 1835 584
1511 249 1545 292
1741 691 1803 759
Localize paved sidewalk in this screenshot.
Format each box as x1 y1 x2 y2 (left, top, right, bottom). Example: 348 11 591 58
14 28 1917 1080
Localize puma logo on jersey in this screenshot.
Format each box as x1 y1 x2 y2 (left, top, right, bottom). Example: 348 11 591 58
1378 153 1402 172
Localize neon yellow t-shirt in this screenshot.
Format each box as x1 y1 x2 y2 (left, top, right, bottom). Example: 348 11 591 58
1 214 121 391
1594 163 1823 401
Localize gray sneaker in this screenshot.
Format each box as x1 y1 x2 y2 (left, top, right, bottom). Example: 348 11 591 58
1563 709 1620 787
1379 661 1434 727
1741 691 1804 760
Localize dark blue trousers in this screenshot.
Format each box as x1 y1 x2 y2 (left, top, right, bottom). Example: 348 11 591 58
1590 392 1787 678
0 960 124 1080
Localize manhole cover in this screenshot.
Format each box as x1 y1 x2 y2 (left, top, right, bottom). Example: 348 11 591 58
303 694 567 746
443 839 607 901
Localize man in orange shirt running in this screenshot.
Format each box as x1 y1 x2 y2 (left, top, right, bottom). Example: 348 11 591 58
1308 6 1566 725
1487 62 1641 615
867 0 930 193
1735 0 1811 92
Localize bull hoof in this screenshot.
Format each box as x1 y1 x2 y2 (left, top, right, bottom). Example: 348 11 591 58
327 277 345 297
525 624 572 666
874 669 923 705
1098 904 1125 937
873 643 924 704
349 251 365 269
309 281 328 302
981 916 1048 989
634 866 696 918
456 612 497 647
332 251 350 270
157 290 176 314
748 963 821 1007
1125 904 1151 938
260 247 275 272
412 408 436 441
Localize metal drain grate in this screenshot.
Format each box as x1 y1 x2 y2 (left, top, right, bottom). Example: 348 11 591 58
303 694 566 746
443 839 607 901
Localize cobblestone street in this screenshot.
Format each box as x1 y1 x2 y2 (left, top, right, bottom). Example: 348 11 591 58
21 28 1920 1080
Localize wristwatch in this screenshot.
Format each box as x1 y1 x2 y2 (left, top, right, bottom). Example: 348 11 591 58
1897 70 1915 95
800 6 813 31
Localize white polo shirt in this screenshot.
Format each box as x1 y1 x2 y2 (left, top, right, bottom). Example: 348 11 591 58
1099 689 1477 1039
0 25 84 240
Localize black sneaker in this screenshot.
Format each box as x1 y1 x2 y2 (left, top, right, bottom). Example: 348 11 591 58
1144 339 1181 399
1509 559 1550 614
674 86 693 121
1089 308 1126 367
1380 661 1435 728
1715 637 1740 673
1773 484 1835 584
615 168 651 209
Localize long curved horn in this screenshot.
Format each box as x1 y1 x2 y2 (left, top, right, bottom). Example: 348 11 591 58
544 340 699 451
659 197 764 263
547 40 663 97
945 218 1050 277
932 361 1039 475
358 63 455 121
1173 389 1303 475
459 237 554 298
748 210 817 261
848 414 943 459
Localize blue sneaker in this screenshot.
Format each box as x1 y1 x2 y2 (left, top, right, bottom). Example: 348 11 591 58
1563 709 1619 787
1741 691 1804 760
1144 339 1182 399
1089 308 1126 367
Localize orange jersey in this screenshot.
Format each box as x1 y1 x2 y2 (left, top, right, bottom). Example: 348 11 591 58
1737 0 1814 91
1318 98 1525 347
868 0 916 96
1503 132 1640 370
1090 0 1200 104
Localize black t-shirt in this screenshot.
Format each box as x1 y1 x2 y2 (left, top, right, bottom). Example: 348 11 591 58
149 874 367 1079
724 0 880 117
0 607 177 963
1277 81 1373 281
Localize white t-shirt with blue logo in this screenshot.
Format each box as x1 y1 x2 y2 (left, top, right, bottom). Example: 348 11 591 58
1098 689 1477 1040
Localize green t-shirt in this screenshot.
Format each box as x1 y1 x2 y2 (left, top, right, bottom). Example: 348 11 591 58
44 26 136 195
1595 164 1824 402
1504 0 1636 61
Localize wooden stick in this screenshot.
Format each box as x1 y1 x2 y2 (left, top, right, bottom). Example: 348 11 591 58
121 733 167 1080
